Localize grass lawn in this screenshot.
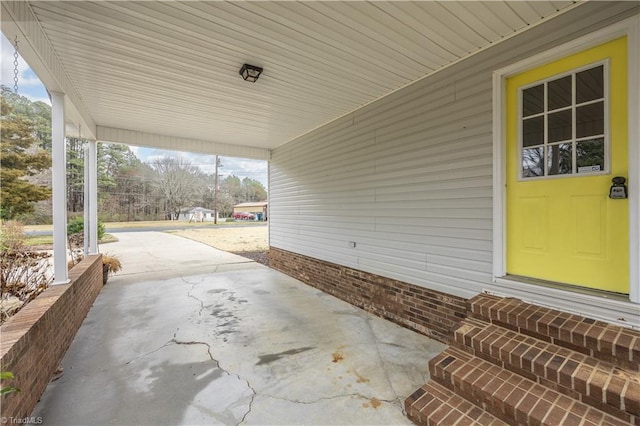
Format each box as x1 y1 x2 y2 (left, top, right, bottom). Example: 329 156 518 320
25 234 118 247
23 219 256 233
24 235 55 246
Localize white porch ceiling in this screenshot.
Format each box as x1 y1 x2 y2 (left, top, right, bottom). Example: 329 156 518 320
2 1 578 158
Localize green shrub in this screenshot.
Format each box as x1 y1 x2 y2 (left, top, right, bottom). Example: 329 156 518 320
67 216 106 240
1 371 20 395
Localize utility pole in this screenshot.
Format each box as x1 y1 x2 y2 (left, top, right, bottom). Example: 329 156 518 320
213 156 222 224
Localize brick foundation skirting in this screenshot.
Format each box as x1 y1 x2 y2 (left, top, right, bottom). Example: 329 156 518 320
0 255 104 419
269 247 467 343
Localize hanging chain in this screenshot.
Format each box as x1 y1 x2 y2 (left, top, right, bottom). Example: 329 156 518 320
13 36 20 94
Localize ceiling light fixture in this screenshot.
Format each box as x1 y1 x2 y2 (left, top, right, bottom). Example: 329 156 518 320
239 64 263 83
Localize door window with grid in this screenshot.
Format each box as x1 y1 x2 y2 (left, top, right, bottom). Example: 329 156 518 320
520 63 607 179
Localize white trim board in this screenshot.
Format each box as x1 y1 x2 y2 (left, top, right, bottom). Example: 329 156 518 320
491 15 640 325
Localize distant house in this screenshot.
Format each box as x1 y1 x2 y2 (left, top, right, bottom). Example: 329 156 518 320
178 207 219 222
233 201 268 221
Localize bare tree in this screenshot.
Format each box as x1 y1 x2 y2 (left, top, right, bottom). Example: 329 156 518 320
152 157 206 220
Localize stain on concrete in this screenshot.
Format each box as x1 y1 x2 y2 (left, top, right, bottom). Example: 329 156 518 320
333 309 362 317
351 370 369 383
362 398 382 409
227 295 248 304
256 347 315 366
253 289 270 295
210 307 235 319
382 342 405 348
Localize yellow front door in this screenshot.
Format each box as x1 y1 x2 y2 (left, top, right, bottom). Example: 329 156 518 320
506 37 629 294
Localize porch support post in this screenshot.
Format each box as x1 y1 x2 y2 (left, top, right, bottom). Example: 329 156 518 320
88 140 98 254
50 91 69 284
83 146 89 255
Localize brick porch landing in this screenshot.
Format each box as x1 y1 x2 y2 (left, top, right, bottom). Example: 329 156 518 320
406 293 640 425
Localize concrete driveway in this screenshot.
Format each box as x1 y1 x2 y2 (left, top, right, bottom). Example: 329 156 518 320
32 232 445 425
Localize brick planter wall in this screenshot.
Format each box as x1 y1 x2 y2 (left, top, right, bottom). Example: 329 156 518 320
269 248 466 343
0 254 103 419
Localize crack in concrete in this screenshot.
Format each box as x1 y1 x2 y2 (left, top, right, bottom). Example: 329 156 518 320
187 285 206 316
363 316 404 411
120 329 202 367
170 337 214 358
176 277 256 424
123 340 172 365
261 392 398 406
171 334 256 425
236 380 256 426
183 274 215 316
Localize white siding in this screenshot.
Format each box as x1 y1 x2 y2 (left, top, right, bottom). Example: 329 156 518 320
270 3 639 300
96 127 270 160
12 1 575 150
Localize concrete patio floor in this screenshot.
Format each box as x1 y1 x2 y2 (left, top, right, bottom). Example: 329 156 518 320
32 232 446 425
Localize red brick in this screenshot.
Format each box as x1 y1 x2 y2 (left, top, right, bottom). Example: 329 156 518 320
587 369 609 402
543 405 569 425
529 397 552 423
490 333 511 359
412 391 434 412
545 354 567 382
547 314 571 339
0 255 103 421
599 328 620 354
562 412 583 426
499 337 520 362
270 248 467 344
573 364 593 395
613 332 634 361
585 325 606 352
559 319 580 343
629 335 640 365
520 346 541 371
513 306 533 327
503 385 527 419
625 381 640 415
570 321 590 346
532 350 553 376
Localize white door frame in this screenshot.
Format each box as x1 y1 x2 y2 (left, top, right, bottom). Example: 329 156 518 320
490 16 640 326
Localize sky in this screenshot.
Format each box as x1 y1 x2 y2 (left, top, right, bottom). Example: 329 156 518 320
1 34 50 104
0 33 269 188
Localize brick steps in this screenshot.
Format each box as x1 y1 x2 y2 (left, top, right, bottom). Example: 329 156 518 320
452 317 640 422
468 294 640 371
405 293 640 426
405 381 507 426
430 347 630 425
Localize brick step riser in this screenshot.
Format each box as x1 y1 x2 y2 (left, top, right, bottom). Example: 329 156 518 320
467 294 640 372
428 355 518 425
405 382 508 426
429 348 632 426
450 320 639 423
